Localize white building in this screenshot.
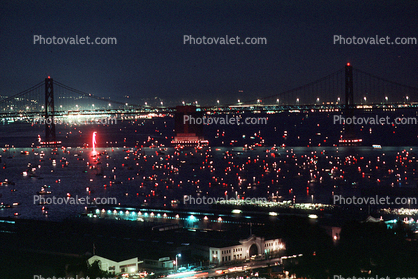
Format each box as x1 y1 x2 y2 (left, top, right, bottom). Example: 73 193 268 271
88 255 174 275
88 255 139 275
209 235 285 264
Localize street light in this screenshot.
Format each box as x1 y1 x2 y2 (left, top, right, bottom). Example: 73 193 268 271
175 253 181 271
188 215 197 227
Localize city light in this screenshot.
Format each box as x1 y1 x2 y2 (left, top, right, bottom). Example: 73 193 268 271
175 253 181 271
188 215 197 222
92 131 97 154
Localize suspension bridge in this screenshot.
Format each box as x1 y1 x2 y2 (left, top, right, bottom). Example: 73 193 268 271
1 63 418 141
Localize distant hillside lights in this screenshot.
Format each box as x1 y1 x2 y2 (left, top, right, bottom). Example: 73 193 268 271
32 116 117 125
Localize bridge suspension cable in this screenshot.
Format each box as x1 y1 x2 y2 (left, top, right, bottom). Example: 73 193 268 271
236 68 345 106
353 68 418 104
54 81 139 109
0 81 44 105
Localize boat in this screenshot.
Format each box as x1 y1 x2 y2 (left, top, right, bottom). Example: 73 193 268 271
37 135 62 147
37 186 51 195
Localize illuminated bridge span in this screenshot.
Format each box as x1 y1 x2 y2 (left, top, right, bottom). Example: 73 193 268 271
1 64 418 139
234 64 418 108
0 76 164 141
0 77 146 116
2 64 418 115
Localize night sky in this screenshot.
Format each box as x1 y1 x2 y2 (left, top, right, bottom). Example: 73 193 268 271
1 0 417 106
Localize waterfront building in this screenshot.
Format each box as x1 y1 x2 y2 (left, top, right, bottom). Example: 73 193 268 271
88 255 174 275
209 234 285 264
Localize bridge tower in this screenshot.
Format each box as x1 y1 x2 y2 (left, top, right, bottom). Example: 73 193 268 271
340 63 362 144
44 76 56 142
345 63 354 108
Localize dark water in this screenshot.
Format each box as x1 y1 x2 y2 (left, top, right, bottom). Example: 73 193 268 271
1 111 418 221
2 109 418 147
